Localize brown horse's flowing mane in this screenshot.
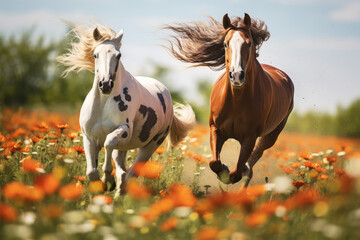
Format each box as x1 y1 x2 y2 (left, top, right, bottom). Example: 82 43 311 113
163 15 270 70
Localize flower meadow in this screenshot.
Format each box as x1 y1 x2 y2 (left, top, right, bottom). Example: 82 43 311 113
1 109 360 240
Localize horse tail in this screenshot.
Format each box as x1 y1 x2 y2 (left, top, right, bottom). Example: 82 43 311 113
169 103 196 147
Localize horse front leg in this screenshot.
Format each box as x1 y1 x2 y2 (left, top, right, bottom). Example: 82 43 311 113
83 134 101 181
229 136 256 184
208 125 229 184
102 123 132 191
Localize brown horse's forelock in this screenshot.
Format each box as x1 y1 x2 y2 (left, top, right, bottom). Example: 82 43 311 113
163 15 270 70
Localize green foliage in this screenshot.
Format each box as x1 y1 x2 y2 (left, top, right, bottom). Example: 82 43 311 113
286 98 360 138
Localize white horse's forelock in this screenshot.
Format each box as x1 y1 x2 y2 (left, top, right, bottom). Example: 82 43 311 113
56 21 117 77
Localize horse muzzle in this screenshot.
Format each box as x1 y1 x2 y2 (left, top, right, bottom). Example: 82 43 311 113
99 79 114 94
229 70 245 87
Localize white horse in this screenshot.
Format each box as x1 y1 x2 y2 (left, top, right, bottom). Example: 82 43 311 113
57 22 195 196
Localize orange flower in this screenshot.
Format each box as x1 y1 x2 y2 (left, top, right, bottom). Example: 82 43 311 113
304 161 317 169
0 133 5 143
56 123 69 130
196 226 220 240
34 174 60 195
2 182 28 200
67 132 78 139
168 183 197 207
334 168 346 176
300 153 313 160
245 212 268 227
193 155 208 165
160 217 178 231
281 167 293 174
292 180 305 189
72 145 85 154
133 161 164 179
25 186 45 202
0 203 18 222
314 166 326 173
39 204 64 219
244 185 267 198
31 136 40 143
59 148 72 154
59 182 84 200
285 188 319 210
277 162 286 167
88 181 105 193
21 157 44 173
155 146 165 154
126 179 151 199
326 156 337 163
93 195 113 204
290 162 301 168
74 175 86 181
20 147 30 153
318 174 328 180
142 198 174 221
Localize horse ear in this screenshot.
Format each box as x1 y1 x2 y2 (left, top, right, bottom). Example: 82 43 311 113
223 13 233 29
243 13 251 28
114 29 124 47
93 28 102 41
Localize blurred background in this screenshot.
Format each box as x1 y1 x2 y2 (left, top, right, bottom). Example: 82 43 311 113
0 0 359 137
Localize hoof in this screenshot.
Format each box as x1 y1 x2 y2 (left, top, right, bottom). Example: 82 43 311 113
217 164 231 184
209 160 224 174
101 174 116 191
242 162 250 176
229 170 242 184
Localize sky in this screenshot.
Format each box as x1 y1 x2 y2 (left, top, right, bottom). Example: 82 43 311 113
0 0 360 113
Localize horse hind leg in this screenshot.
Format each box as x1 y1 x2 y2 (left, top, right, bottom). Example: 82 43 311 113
125 141 161 182
243 117 289 187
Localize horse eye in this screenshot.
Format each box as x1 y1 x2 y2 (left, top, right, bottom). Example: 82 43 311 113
94 54 97 59
224 43 227 48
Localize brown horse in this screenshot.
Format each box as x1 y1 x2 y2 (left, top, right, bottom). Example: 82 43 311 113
164 13 294 186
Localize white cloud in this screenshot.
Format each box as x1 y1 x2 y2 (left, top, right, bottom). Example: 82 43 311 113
331 2 360 22
288 37 360 51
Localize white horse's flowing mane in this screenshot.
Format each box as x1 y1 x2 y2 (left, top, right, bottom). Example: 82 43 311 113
57 21 118 77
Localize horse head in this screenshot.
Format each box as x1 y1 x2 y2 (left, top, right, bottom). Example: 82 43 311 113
223 13 254 88
93 28 124 95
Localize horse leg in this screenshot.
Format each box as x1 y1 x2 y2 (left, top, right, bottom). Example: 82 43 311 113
83 134 101 181
229 136 257 184
125 141 160 181
244 117 289 187
102 123 131 191
209 125 229 183
112 150 127 198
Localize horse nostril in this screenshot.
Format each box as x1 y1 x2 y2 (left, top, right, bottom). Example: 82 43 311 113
239 71 245 80
109 79 114 88
98 81 103 88
229 71 233 79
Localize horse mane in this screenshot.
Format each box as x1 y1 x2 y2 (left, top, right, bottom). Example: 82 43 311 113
57 21 117 77
163 15 270 70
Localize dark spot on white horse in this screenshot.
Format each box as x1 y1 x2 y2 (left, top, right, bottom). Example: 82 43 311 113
114 94 128 111
157 93 166 113
138 105 157 142
157 136 166 145
165 125 170 134
122 132 128 138
152 133 161 142
126 118 129 123
123 87 131 102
